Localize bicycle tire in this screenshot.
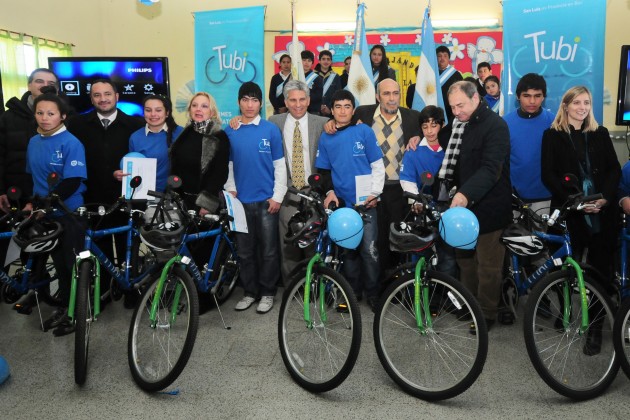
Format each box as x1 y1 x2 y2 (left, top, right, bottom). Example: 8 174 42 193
278 265 361 392
613 297 630 379
523 270 619 400
128 266 199 392
74 259 93 385
208 238 239 306
373 270 488 400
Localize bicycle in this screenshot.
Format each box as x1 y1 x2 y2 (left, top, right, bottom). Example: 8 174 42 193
128 175 238 392
612 213 630 379
372 174 488 401
277 174 362 393
502 181 619 400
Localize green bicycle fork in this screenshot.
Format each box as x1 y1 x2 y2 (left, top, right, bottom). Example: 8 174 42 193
414 257 432 333
68 254 101 321
149 255 187 328
562 257 590 333
303 253 325 329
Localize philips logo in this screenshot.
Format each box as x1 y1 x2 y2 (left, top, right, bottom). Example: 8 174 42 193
128 68 153 73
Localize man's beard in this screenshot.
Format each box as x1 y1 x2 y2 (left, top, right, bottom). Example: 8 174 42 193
382 105 398 115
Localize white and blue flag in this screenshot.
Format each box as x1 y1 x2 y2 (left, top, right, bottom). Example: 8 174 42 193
347 3 376 106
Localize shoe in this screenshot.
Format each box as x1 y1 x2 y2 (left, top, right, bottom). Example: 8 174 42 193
256 296 274 314
43 307 69 331
470 318 495 335
235 296 256 311
52 317 75 337
583 326 602 356
123 291 139 310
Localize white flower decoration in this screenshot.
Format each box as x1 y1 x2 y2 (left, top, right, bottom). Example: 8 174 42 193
466 36 504 72
316 42 335 55
441 33 453 44
345 35 354 46
448 38 465 60
415 33 422 46
380 34 391 47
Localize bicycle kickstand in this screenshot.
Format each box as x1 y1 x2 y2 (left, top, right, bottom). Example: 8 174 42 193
212 293 231 330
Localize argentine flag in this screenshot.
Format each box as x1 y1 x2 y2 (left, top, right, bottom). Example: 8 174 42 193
347 3 376 106
289 1 305 82
412 7 446 119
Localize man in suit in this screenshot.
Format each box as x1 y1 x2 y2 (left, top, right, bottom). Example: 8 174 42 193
269 80 329 282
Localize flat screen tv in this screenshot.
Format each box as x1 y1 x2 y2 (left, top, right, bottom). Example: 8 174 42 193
616 45 630 126
48 57 170 117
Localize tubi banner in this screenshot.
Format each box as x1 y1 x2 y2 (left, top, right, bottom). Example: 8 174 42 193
195 6 265 126
502 0 606 121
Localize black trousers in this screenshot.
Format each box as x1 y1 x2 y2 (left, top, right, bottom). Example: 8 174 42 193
376 183 408 280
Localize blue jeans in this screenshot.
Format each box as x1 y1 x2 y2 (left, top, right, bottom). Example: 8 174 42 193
236 201 280 298
342 207 379 299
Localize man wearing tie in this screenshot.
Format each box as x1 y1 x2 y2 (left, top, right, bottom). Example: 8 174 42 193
269 80 329 283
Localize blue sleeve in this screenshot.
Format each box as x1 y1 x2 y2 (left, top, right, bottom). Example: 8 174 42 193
399 151 416 183
270 124 284 160
62 139 87 180
619 161 630 199
363 126 383 164
315 136 331 170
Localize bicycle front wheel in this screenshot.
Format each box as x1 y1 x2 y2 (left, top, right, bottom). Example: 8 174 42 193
74 260 94 385
209 238 239 305
374 270 488 400
278 266 361 392
128 266 199 392
523 270 619 400
613 297 630 379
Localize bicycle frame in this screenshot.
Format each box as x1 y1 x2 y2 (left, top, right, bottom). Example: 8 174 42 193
303 228 338 328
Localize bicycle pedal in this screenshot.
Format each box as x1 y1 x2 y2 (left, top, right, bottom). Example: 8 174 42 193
13 303 33 315
336 303 349 313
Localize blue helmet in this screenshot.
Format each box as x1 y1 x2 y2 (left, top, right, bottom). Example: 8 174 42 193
439 207 479 250
328 208 363 249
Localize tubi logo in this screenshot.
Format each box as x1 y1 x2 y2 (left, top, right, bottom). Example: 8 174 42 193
523 31 579 63
213 45 248 72
259 138 271 152
352 141 365 155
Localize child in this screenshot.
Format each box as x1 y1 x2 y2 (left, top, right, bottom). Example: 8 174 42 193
484 75 504 116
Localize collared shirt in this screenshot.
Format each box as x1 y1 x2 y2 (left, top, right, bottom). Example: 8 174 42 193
144 123 168 136
97 110 118 126
240 114 261 126
283 113 312 180
372 106 402 128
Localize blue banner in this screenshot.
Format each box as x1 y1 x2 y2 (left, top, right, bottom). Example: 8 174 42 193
195 7 265 126
502 0 606 122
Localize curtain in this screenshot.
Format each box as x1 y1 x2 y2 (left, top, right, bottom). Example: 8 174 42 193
0 31 72 107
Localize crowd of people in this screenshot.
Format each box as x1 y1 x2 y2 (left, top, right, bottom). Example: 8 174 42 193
0 42 625 342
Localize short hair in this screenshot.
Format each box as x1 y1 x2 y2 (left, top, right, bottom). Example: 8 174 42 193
436 46 450 56
301 50 314 62
551 86 598 133
477 62 491 71
448 80 478 100
516 73 547 97
318 50 332 60
187 92 222 126
419 105 445 126
279 54 291 63
283 79 310 99
484 75 500 86
376 78 399 95
28 68 58 84
331 89 356 108
90 78 118 94
33 93 69 116
238 81 262 102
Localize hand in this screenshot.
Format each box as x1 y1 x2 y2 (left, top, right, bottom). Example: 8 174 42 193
323 119 337 135
228 191 237 198
621 197 630 215
320 105 331 116
583 198 607 214
278 107 288 114
450 192 468 208
199 207 209 217
412 203 424 214
364 195 378 209
267 199 281 214
0 194 9 213
22 202 33 213
324 191 339 209
229 116 242 130
113 170 129 182
406 136 420 151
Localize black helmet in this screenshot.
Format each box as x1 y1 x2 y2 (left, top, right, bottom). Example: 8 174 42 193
13 217 63 253
284 208 322 248
140 202 185 252
500 223 544 256
389 221 435 252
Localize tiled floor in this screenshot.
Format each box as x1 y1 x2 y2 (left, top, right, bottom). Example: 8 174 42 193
0 288 628 419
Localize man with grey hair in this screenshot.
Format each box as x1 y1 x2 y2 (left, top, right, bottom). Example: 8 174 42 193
270 79 329 282
440 80 511 330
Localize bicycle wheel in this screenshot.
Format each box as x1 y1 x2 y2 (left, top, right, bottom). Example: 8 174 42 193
128 266 199 392
75 259 94 385
613 297 630 379
523 270 619 400
208 238 239 305
278 265 361 392
373 270 488 400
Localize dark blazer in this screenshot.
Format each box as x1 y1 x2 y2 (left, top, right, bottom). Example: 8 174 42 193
269 112 328 186
67 109 144 204
352 104 421 147
269 72 290 113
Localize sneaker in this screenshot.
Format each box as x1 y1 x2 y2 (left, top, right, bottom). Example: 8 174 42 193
43 307 68 331
52 317 75 337
256 296 274 314
234 296 256 311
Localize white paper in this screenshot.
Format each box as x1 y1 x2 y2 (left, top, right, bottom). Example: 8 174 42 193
3 238 20 267
121 157 157 199
355 174 372 205
222 191 248 233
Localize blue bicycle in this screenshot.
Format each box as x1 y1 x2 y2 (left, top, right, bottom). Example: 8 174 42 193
612 213 630 379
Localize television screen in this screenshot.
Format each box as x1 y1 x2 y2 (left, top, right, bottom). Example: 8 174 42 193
48 57 170 117
616 45 630 126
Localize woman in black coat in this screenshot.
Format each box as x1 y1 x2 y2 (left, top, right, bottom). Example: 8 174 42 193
541 86 620 283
